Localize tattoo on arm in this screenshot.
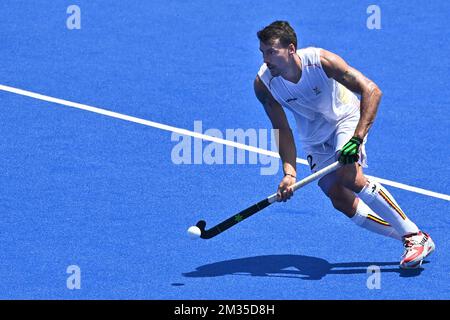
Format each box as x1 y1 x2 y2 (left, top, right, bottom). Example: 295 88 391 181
320 50 382 139
340 69 382 139
341 70 358 82
339 69 365 94
340 69 378 96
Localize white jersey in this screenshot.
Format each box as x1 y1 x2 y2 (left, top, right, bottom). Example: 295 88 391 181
257 47 360 146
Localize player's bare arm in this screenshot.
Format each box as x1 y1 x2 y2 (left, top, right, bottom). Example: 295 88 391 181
320 49 382 141
254 75 297 201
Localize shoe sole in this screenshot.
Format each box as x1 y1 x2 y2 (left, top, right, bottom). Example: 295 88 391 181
400 259 423 269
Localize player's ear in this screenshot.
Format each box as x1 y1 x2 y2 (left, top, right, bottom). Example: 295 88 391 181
287 43 296 55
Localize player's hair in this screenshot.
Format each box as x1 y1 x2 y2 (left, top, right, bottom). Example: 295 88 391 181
257 21 297 50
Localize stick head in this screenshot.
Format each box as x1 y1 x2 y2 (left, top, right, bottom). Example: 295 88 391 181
196 220 206 232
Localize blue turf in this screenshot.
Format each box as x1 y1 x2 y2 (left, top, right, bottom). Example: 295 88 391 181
0 0 449 299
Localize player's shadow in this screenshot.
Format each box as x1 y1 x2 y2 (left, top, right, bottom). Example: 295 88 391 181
183 254 426 280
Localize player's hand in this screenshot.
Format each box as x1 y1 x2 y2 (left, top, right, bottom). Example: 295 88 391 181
338 136 363 165
277 174 296 202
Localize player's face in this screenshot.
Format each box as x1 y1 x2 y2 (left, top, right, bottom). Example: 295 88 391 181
259 39 292 77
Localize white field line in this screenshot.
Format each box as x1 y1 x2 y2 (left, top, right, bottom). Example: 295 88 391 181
1 83 449 202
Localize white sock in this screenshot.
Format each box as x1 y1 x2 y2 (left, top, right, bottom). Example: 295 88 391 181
351 199 402 240
357 180 419 237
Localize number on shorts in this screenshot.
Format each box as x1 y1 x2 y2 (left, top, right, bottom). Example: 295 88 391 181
307 155 316 171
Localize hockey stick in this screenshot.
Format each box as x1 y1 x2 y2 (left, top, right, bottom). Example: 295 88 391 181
192 161 341 239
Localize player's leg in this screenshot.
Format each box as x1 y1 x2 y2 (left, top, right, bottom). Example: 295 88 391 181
332 114 435 268
336 163 435 268
336 163 418 235
318 172 401 240
305 135 401 240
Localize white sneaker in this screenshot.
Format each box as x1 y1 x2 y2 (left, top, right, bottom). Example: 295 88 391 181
424 232 435 259
400 231 435 269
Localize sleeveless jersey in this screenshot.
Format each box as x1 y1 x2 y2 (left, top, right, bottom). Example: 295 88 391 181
257 47 360 146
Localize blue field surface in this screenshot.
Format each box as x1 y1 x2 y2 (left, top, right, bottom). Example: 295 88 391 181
0 0 449 299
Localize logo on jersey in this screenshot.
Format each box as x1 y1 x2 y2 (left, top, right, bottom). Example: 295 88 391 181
313 86 321 95
286 97 298 103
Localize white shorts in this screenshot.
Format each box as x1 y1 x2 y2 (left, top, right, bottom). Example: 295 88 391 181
302 115 368 173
